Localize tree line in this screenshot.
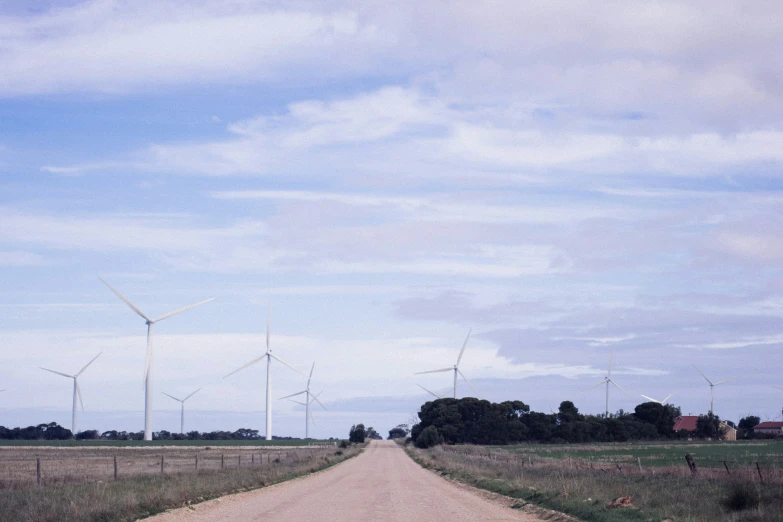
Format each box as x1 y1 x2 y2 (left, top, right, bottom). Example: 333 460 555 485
410 398 762 448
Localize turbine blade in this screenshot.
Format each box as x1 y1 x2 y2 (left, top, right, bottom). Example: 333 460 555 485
269 353 306 378
308 362 315 389
661 393 675 404
288 399 307 406
640 394 660 404
76 352 102 377
414 367 453 375
313 395 327 410
309 410 316 425
610 379 631 397
455 328 472 366
693 365 713 385
162 392 182 402
457 369 479 398
714 378 735 385
76 380 85 412
224 355 265 378
183 388 201 401
585 378 608 390
279 390 307 400
417 383 441 399
153 298 215 323
40 367 73 379
99 277 151 322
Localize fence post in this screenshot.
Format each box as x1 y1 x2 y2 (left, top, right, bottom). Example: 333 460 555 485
616 463 624 476
568 455 572 468
756 462 764 484
252 454 255 466
160 455 164 474
36 458 41 487
637 457 643 473
528 455 532 466
195 454 199 470
114 455 118 480
723 460 731 476
221 454 224 469
685 453 698 477
238 455 241 468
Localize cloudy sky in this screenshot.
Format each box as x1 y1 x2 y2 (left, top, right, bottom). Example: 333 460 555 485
2 0 783 438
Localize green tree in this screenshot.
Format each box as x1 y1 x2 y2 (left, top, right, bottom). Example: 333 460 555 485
349 423 366 443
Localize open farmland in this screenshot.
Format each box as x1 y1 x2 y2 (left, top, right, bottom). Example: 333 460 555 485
0 442 362 522
0 439 336 447
409 442 783 521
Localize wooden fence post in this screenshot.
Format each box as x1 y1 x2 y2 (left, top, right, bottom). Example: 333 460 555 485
685 453 698 477
238 455 241 467
114 455 118 480
568 455 572 468
195 454 199 470
723 461 731 476
160 455 164 474
221 454 224 469
36 458 41 486
637 457 643 473
616 463 624 475
756 462 764 484
252 454 255 465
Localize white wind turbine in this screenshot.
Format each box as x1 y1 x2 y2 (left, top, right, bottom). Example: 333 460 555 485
586 350 630 418
415 329 479 399
40 352 102 435
162 388 201 434
100 277 214 441
287 391 325 438
279 363 326 439
694 366 733 414
224 308 305 440
640 393 675 405
417 383 443 399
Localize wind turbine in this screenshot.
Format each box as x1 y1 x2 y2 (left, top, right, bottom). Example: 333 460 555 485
287 391 324 436
417 383 443 399
415 329 479 399
694 366 733 414
162 388 201 434
586 350 629 418
224 308 305 440
40 352 102 435
640 393 675 405
279 363 326 439
99 277 214 441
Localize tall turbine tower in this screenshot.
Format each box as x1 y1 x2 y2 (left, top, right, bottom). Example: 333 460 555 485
224 308 305 440
100 277 214 441
40 352 102 434
279 362 326 439
415 329 479 399
586 350 629 418
694 366 733 414
640 393 675 405
162 388 201 434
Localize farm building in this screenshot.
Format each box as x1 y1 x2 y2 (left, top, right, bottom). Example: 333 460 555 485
753 421 783 436
718 421 737 441
673 416 698 433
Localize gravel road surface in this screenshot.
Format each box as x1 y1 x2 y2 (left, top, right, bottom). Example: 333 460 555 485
147 440 544 521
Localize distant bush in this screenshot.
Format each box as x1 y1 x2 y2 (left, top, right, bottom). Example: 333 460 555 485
339 440 349 449
349 424 366 443
723 482 760 511
415 425 443 448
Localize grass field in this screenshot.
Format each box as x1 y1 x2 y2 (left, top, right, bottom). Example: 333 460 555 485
0 439 338 447
408 442 783 522
490 440 783 468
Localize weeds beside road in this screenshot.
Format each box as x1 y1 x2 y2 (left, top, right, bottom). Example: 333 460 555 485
0 443 363 522
407 443 783 521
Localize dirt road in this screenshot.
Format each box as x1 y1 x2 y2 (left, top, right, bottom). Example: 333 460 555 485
147 440 543 521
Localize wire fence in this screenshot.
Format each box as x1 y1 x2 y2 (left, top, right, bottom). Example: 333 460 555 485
0 445 338 489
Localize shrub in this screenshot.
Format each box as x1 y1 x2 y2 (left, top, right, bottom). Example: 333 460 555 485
415 425 443 448
723 482 761 511
339 440 349 449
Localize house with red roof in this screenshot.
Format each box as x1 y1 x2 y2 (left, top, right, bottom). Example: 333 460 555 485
673 415 698 433
754 421 783 436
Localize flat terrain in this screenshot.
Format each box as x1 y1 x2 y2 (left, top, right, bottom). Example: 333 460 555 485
492 439 783 468
0 439 334 447
148 440 544 522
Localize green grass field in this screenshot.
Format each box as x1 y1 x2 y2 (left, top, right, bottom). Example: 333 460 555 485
0 439 339 447
490 439 783 468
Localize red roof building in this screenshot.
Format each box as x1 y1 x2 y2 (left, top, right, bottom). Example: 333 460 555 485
754 421 783 435
673 416 699 432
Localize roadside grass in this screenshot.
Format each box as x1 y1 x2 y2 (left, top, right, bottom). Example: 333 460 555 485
0 439 338 447
493 440 783 469
407 444 783 521
0 444 364 521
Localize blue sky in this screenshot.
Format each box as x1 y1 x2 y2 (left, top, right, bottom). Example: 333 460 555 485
2 0 783 438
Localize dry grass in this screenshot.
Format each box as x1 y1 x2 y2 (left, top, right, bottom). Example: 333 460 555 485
0 444 363 521
408 444 783 522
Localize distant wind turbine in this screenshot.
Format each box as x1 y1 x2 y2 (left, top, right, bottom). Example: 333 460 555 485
99 277 214 441
586 350 630 418
415 329 479 399
224 307 305 440
40 352 102 434
279 363 326 439
694 366 733 414
417 383 442 399
640 393 675 405
162 388 201 434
